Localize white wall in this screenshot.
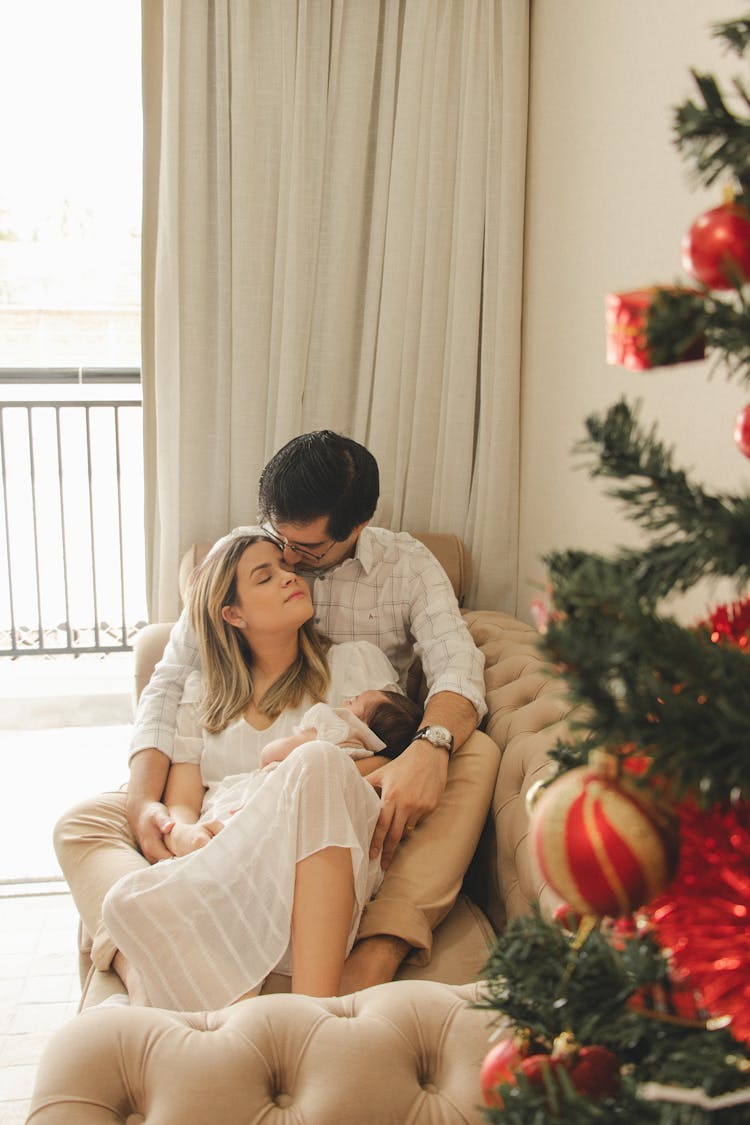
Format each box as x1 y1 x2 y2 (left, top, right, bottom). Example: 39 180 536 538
518 0 749 622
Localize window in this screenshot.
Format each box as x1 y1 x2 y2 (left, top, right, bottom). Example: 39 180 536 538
1 0 141 366
0 1 145 655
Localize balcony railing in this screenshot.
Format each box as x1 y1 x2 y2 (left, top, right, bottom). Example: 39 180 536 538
0 368 147 656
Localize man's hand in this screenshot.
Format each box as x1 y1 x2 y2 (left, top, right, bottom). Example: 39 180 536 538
165 819 224 857
126 748 172 862
128 798 174 864
365 740 449 869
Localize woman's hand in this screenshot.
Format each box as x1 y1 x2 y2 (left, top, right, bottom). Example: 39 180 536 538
165 818 224 857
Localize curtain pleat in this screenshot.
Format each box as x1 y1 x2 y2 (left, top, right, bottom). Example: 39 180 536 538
142 0 528 619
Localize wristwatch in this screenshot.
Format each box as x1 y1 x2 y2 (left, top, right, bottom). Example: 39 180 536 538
411 725 454 755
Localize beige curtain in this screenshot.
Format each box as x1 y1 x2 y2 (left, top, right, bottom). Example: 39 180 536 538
141 0 528 620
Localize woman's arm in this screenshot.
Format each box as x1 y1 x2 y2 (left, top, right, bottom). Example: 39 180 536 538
163 763 219 857
260 727 317 767
356 753 390 777
164 762 205 822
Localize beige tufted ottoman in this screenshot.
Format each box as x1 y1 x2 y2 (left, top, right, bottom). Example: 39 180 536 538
27 981 497 1124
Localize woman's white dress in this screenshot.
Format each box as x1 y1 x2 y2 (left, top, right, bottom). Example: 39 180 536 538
102 642 398 1011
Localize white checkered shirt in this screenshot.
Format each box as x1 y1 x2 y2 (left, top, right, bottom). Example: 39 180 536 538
131 526 486 759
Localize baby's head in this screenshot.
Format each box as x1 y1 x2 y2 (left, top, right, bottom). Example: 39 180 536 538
344 689 422 760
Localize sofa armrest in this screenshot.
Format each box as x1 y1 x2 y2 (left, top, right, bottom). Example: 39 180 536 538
29 981 496 1124
464 611 573 930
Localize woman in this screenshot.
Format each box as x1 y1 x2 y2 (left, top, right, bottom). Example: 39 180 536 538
102 530 404 1011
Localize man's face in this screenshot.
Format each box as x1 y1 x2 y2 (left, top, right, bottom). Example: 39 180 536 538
262 514 363 572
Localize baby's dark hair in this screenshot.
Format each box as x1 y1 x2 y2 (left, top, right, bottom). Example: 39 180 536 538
367 691 422 760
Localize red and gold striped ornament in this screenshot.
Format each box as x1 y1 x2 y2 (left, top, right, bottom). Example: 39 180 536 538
530 755 679 918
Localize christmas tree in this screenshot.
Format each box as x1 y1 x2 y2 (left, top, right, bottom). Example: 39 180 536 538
478 13 750 1123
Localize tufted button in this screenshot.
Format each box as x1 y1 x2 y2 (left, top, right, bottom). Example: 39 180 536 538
274 1093 293 1107
422 1082 438 1094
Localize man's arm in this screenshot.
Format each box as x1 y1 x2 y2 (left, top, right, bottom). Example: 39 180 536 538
364 540 485 865
162 762 220 857
365 690 478 869
127 609 201 853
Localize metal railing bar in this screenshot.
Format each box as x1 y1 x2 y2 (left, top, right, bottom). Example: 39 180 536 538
113 405 127 647
26 406 46 652
3 400 139 410
0 368 140 385
0 409 18 652
84 405 101 650
55 406 73 651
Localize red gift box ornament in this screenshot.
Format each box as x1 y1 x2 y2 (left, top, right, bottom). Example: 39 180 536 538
605 288 705 371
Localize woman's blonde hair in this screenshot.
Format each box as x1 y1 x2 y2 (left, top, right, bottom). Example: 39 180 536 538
186 531 331 733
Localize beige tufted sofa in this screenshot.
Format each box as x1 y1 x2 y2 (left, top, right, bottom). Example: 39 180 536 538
28 534 572 1124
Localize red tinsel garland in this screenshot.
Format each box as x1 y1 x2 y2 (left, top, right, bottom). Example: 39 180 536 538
701 596 750 649
647 799 750 1048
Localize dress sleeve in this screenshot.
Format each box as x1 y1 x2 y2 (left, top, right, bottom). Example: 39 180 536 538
326 641 400 705
301 702 385 757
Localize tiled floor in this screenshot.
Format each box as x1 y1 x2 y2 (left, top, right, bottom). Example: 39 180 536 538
0 653 134 1123
0 892 81 1123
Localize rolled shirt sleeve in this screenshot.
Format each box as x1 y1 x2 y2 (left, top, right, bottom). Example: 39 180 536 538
170 670 205 765
129 608 201 762
405 542 487 721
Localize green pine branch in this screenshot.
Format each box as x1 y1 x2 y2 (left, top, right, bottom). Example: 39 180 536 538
477 913 750 1124
575 401 750 595
673 65 750 204
713 16 750 58
647 288 750 386
541 547 750 802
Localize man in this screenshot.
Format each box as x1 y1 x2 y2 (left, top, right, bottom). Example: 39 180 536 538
56 431 496 992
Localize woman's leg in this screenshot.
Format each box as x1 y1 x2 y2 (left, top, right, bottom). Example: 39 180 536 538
291 846 355 996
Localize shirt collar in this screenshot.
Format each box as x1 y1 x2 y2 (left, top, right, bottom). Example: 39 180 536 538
308 526 374 579
351 526 375 574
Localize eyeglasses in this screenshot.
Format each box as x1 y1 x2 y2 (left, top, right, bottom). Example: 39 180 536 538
261 523 337 564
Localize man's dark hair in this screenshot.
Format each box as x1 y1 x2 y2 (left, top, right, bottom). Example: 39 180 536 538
258 431 379 541
367 691 422 760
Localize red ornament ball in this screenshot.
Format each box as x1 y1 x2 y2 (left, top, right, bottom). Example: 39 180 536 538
485 1053 564 1110
482 1043 620 1110
569 1045 620 1099
530 760 679 917
734 403 750 458
480 1036 528 1108
682 201 750 290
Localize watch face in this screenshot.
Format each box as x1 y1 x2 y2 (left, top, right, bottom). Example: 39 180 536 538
424 726 452 748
